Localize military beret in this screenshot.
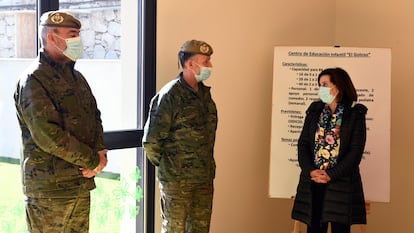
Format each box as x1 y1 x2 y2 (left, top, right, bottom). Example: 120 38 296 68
39 11 81 29
180 40 213 56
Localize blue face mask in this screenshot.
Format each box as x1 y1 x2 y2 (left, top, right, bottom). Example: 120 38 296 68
318 86 336 104
193 63 212 82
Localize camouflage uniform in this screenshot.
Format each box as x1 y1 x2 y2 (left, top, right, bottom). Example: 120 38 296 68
143 72 218 233
14 52 105 232
14 50 105 231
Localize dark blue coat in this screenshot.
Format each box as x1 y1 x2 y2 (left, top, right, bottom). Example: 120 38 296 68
292 101 367 225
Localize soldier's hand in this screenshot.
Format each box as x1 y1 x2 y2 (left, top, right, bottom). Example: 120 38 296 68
80 168 97 178
80 149 108 178
95 149 108 172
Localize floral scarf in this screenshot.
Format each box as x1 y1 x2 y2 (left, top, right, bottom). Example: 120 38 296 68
313 103 344 170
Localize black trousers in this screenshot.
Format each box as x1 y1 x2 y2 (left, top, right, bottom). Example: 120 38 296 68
307 183 350 233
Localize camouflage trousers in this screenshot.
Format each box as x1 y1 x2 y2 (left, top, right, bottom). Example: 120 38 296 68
25 193 90 233
159 182 214 233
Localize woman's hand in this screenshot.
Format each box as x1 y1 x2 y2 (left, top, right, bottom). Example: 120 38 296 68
310 169 331 183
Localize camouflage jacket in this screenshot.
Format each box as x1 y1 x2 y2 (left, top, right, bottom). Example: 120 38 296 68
143 74 218 184
14 52 106 198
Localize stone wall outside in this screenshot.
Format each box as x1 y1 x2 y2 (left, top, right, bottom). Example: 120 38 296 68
0 11 15 57
0 6 121 59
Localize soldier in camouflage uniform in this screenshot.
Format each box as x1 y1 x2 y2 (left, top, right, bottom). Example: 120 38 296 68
143 40 218 233
14 11 108 233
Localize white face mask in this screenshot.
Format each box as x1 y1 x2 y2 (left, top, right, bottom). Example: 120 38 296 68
193 62 212 82
54 34 83 61
318 86 336 104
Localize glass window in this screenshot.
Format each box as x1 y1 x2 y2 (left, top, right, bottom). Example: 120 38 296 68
0 0 36 58
0 0 148 232
0 2 37 232
60 0 121 60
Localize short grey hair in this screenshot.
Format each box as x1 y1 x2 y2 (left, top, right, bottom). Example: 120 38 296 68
38 25 58 48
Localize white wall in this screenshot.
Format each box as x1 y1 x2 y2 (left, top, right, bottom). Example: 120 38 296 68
157 0 335 232
335 1 414 232
0 59 29 159
156 0 414 232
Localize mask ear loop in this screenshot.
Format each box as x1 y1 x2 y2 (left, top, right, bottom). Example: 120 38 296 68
51 33 68 56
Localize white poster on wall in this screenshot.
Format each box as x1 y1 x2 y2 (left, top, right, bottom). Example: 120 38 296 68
269 46 391 202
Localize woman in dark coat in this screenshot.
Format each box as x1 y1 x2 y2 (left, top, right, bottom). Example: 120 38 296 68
291 68 367 233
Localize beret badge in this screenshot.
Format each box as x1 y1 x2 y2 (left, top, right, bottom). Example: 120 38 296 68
50 13 65 24
199 44 210 54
